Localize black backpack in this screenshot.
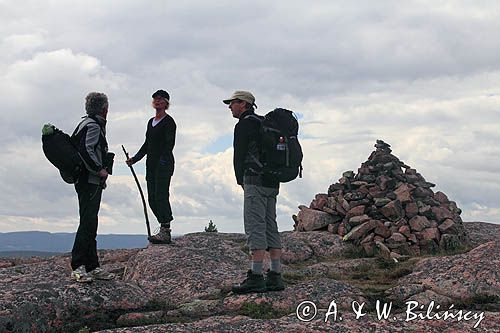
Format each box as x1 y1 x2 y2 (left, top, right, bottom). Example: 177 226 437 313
247 108 303 183
42 124 83 184
41 117 100 184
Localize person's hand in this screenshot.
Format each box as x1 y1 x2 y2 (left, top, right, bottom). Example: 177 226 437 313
98 168 109 182
126 158 134 166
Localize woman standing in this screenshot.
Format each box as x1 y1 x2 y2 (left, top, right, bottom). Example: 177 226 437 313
126 89 176 244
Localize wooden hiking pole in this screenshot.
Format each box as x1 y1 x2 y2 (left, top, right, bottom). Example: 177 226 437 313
122 145 151 237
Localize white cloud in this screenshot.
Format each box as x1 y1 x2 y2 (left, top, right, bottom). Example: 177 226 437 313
0 48 127 143
0 1 499 235
0 32 46 62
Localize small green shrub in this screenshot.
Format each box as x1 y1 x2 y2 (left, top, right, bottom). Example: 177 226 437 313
204 220 218 233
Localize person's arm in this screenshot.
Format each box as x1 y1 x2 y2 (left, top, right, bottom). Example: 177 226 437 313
128 122 150 165
131 139 147 164
78 122 104 175
233 121 250 186
164 118 176 153
156 117 176 168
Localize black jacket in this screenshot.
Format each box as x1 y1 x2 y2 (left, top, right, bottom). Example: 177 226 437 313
233 110 279 188
133 114 176 178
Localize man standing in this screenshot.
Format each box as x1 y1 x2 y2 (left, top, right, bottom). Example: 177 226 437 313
71 92 115 283
223 90 285 294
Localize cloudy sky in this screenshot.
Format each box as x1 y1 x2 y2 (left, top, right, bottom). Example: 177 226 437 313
1 0 499 235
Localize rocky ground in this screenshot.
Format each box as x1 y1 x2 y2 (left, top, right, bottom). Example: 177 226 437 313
0 222 498 332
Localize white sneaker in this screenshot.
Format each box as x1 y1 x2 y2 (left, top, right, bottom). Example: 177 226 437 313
71 266 93 283
89 267 115 280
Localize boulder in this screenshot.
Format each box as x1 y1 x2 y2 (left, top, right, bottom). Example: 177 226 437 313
387 232 406 243
438 218 458 234
432 205 453 222
404 202 419 218
347 214 371 226
373 197 391 207
380 200 404 221
394 183 414 203
398 225 411 238
434 191 449 204
296 208 341 231
419 227 440 242
342 220 379 242
309 193 328 210
374 223 392 238
345 205 365 220
375 241 391 260
409 215 430 232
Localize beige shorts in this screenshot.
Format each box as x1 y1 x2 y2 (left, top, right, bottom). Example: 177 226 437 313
243 184 281 250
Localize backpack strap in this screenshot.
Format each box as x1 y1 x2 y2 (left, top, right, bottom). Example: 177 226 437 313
243 114 265 169
72 116 97 136
72 116 107 147
243 114 262 122
249 154 263 168
71 116 108 169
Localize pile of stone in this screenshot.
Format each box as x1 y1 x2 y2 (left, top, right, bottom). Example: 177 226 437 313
294 140 469 260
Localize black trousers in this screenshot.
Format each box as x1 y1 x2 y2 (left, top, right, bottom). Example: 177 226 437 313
71 181 102 272
147 165 173 225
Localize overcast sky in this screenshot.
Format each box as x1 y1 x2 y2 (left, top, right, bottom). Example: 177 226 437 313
1 0 499 235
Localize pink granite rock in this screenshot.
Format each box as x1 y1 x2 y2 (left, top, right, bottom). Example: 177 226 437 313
409 215 430 232
380 200 404 221
296 208 341 231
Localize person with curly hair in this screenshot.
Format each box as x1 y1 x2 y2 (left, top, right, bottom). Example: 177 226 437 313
70 92 115 283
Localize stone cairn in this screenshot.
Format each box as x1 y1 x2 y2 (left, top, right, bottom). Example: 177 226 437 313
294 140 468 260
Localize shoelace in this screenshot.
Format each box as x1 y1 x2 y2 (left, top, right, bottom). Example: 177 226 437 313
152 226 161 235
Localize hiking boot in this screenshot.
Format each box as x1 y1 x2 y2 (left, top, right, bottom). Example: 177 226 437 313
232 270 266 294
266 270 285 292
71 266 93 283
148 226 171 244
89 267 115 280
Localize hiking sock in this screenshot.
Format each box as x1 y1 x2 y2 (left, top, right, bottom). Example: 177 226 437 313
251 261 263 275
161 222 170 229
270 259 281 273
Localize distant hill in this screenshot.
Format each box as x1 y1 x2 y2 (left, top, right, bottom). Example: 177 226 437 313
0 231 149 254
0 250 63 258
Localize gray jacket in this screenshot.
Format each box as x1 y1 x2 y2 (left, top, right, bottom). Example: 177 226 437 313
74 115 108 186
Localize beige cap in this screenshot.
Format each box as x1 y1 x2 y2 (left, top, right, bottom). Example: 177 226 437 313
223 90 257 108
